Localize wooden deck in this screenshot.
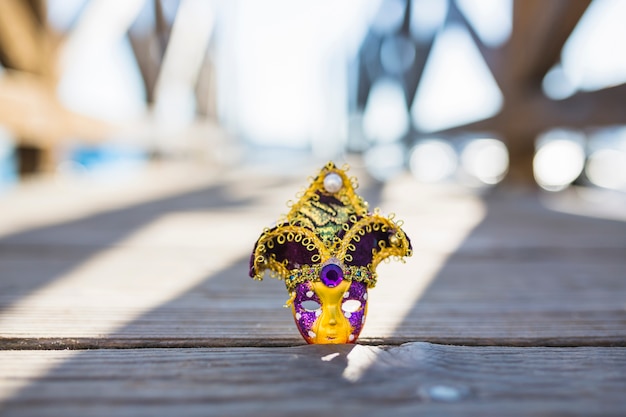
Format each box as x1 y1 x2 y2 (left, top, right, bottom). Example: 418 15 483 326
1 160 625 416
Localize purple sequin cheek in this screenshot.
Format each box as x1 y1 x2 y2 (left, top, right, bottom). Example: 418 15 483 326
342 281 368 339
292 282 321 342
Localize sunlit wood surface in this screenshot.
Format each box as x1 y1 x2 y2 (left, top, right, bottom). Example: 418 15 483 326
1 160 625 415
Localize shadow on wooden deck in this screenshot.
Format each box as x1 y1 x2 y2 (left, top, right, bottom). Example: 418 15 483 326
0 182 256 313
1 174 625 416
389 191 626 347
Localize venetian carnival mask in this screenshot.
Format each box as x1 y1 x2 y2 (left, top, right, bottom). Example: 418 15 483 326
249 162 412 344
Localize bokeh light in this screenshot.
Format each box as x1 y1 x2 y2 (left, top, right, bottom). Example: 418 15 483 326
586 149 626 191
460 138 509 185
410 24 503 132
410 0 448 41
561 0 626 92
542 64 578 100
455 0 512 47
364 143 406 182
370 0 405 34
380 35 416 75
363 78 410 144
409 139 457 183
533 133 586 192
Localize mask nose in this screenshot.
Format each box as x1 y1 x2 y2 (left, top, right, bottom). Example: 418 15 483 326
322 304 341 327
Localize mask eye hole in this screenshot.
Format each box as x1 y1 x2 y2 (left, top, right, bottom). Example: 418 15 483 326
342 299 362 313
301 300 321 311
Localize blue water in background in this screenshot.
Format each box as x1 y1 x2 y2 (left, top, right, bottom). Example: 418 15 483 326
65 143 147 181
0 138 147 196
0 131 17 194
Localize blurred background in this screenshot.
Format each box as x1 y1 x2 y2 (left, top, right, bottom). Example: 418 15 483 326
0 0 625 194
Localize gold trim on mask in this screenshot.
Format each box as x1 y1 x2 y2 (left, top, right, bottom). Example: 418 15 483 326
250 162 412 291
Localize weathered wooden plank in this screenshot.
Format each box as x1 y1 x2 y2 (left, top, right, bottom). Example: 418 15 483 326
0 171 625 347
1 343 625 416
375 183 626 345
0 164 308 343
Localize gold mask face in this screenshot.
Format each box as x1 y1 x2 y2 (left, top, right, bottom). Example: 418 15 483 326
290 280 369 344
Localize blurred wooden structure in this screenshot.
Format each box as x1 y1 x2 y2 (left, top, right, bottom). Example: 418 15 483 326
0 0 217 174
0 0 626 183
446 0 626 183
0 0 110 173
355 0 626 184
2 0 625 182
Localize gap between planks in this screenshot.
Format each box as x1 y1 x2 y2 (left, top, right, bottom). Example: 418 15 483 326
2 336 626 351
